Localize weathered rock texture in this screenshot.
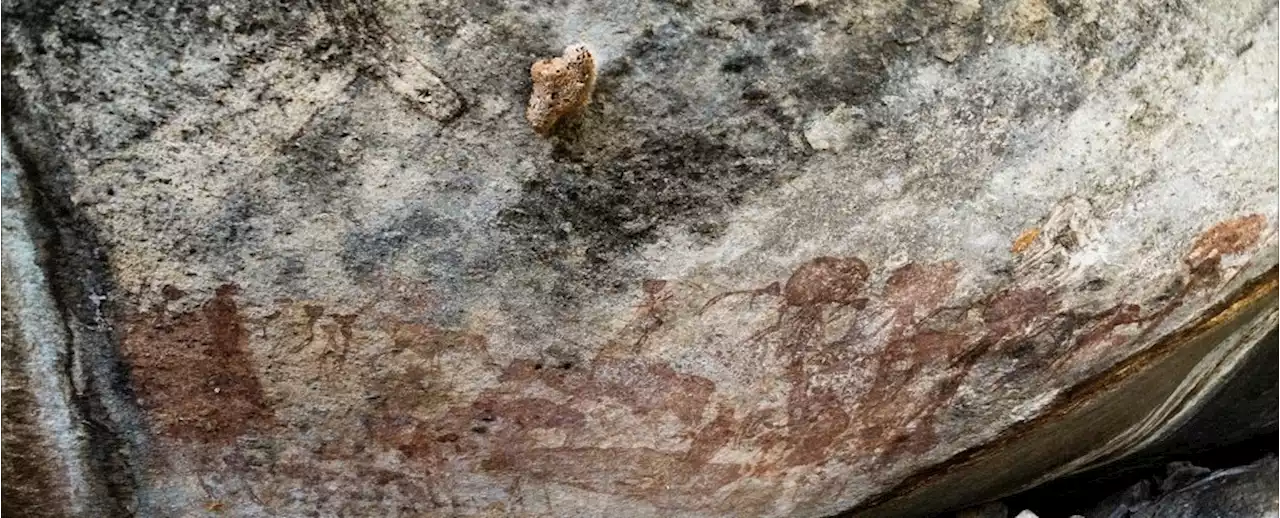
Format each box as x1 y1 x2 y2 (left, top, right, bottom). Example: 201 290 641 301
1127 456 1278 518
527 44 598 136
1078 456 1279 518
2 0 1277 516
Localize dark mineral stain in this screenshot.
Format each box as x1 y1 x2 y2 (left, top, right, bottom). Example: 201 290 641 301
500 132 788 284
340 209 460 278
721 54 765 73
274 256 307 287
313 0 393 53
0 0 339 152
2 101 144 516
495 0 1092 309
277 100 363 209
183 191 271 277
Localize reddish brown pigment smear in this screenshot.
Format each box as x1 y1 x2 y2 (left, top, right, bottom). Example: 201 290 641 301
121 284 271 443
497 357 715 426
982 287 1054 336
781 383 852 467
1186 214 1268 273
783 256 871 306
1069 304 1143 355
366 248 1234 507
884 262 961 334
367 342 746 506
686 404 738 464
471 396 586 431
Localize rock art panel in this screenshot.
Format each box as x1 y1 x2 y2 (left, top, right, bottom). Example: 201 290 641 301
121 285 271 444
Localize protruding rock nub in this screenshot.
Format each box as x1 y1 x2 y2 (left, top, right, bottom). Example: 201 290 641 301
526 44 597 137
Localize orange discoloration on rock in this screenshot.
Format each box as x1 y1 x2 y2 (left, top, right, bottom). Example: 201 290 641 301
121 284 271 443
527 44 597 136
1011 227 1041 254
1185 214 1268 273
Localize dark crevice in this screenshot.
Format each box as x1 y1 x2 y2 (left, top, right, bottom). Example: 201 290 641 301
2 95 146 518
998 328 1278 517
840 270 1277 517
997 433 1278 518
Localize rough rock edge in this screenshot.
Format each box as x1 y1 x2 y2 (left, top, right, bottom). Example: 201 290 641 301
0 1 1274 516
1 137 96 514
2 135 147 515
849 266 1279 516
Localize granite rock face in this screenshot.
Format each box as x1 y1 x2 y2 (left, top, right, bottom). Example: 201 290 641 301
2 0 1277 516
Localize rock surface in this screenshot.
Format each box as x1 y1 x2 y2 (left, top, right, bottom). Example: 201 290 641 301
1128 456 1278 518
2 0 1278 516
1080 456 1279 518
